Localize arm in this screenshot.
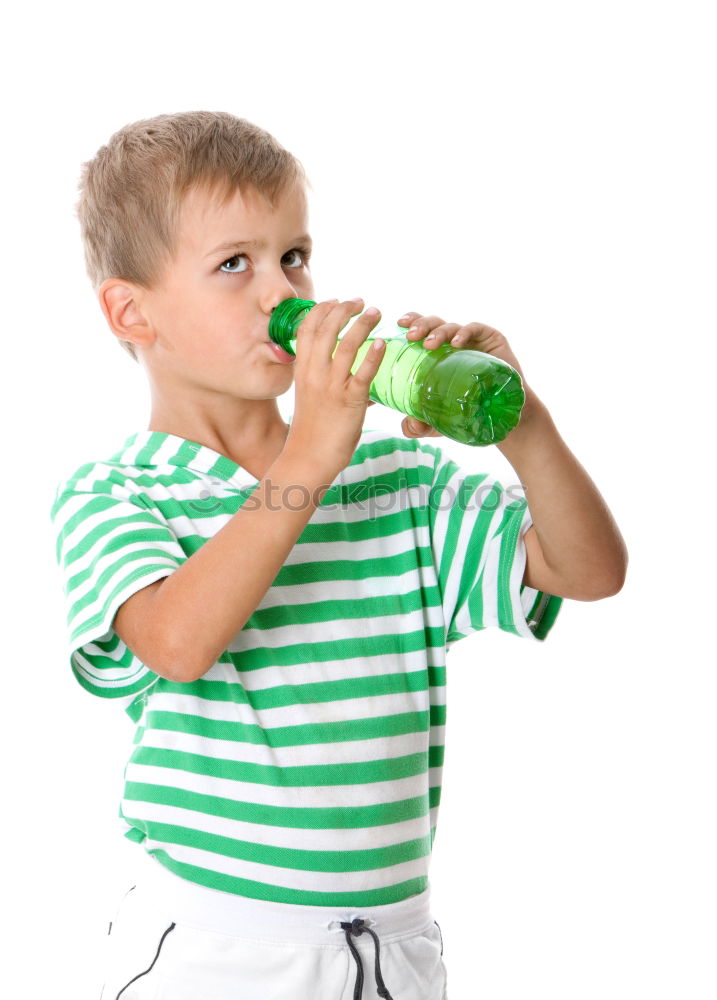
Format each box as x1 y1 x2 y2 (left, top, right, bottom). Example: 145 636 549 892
395 311 629 602
113 452 334 683
497 391 628 601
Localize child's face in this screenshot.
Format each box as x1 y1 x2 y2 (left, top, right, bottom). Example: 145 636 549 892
137 179 315 400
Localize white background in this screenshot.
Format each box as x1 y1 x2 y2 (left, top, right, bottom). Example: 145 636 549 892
2 1 715 997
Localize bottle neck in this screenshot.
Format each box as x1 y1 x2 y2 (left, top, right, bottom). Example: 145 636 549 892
268 298 317 353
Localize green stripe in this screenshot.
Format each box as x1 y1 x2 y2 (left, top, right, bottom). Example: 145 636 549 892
161 668 429 711
143 708 431 747
223 627 446 673
244 586 441 632
207 452 244 480
451 479 501 625
169 438 203 469
120 818 432 873
140 849 429 906
164 666 446 707
130 745 430 786
495 500 527 634
135 430 172 467
124 781 432 829
277 542 436 586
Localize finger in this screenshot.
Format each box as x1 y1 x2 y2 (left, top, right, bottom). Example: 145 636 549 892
346 331 386 401
331 305 383 374
404 316 450 341
293 298 342 354
301 297 342 330
402 417 443 438
397 311 421 327
308 298 366 365
419 323 462 349
448 321 503 350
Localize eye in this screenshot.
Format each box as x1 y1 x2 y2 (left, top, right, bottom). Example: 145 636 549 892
283 247 312 269
218 245 312 274
219 254 248 274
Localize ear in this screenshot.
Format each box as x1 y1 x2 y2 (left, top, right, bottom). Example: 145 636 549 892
98 278 155 350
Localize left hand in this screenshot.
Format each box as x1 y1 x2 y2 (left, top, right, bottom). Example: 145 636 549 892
395 311 531 438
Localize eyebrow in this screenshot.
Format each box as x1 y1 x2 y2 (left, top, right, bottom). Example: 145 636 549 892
205 234 313 258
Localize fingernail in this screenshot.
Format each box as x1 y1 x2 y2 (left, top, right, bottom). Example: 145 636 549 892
407 326 419 335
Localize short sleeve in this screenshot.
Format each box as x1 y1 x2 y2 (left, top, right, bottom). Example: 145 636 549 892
50 483 185 709
424 444 563 647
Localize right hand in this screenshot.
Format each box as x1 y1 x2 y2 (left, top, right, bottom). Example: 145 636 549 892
283 297 386 480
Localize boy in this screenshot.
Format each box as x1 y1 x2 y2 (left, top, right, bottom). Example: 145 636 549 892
51 111 627 999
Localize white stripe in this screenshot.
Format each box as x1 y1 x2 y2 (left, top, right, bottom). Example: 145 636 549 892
135 725 440 769
124 759 430 810
211 649 447 691
124 760 445 816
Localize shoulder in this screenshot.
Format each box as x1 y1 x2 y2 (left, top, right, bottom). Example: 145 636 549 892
50 451 153 524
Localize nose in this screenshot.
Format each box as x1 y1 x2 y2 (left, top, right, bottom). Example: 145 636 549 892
260 273 299 317
269 296 296 315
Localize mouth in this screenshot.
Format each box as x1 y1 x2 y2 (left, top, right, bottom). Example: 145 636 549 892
265 342 296 365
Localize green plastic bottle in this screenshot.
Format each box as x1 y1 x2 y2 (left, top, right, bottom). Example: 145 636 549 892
269 298 525 446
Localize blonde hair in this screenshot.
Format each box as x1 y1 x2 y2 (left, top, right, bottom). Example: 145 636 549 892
76 111 309 361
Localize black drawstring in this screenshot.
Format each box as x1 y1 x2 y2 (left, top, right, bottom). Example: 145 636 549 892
115 921 176 999
340 917 395 1000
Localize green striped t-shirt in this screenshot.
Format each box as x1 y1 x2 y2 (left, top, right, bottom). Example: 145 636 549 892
50 428 562 907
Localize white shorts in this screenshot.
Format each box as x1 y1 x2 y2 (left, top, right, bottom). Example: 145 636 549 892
100 851 448 999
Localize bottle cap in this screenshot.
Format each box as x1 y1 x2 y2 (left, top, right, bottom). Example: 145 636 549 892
269 298 316 351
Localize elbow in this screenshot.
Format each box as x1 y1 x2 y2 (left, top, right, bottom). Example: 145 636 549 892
148 630 212 684
603 544 629 598
578 559 629 602
159 661 211 685
162 650 212 684
157 662 204 684
578 540 629 602
580 579 625 602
